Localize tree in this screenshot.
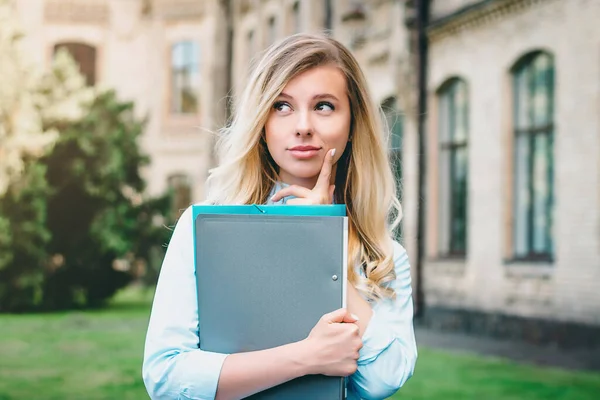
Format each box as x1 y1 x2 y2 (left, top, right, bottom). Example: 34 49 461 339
0 159 51 311
40 89 171 309
0 0 91 311
0 0 171 311
0 1 51 193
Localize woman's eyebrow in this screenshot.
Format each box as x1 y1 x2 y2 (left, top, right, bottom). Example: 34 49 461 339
313 93 339 101
277 93 340 101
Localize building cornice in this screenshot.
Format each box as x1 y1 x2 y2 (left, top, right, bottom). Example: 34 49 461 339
44 0 109 25
43 0 205 25
428 0 559 42
153 0 205 21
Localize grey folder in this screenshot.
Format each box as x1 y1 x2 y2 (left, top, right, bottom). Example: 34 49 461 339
193 210 348 399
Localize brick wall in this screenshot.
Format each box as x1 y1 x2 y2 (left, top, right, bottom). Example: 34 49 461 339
422 0 600 325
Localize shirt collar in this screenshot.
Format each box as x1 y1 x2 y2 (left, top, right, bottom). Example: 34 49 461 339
266 182 290 205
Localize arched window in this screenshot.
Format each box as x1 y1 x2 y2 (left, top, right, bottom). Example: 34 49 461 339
171 41 200 114
512 51 555 261
53 42 97 85
437 78 468 256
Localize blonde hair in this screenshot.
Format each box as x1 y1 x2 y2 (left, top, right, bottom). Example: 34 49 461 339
206 33 402 301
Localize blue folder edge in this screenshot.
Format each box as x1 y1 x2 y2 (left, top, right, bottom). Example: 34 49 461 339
192 204 347 219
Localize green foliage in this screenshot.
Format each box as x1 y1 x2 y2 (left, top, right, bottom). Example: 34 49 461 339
0 73 171 312
38 90 170 310
0 90 171 312
0 5 171 312
0 159 51 311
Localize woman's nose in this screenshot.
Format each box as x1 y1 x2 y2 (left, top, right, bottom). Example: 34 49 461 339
295 111 313 136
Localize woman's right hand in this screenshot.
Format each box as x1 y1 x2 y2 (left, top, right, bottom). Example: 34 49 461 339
301 308 363 377
270 148 337 205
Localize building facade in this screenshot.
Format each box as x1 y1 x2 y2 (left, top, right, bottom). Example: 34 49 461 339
233 0 600 343
10 0 414 242
420 0 600 343
14 0 232 215
12 0 600 342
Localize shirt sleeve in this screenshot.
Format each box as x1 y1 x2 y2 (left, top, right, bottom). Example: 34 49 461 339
349 241 418 400
142 206 229 400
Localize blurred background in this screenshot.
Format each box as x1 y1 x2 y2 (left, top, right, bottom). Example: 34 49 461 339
1 0 599 399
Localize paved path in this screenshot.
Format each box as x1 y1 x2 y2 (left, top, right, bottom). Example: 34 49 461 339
415 326 600 372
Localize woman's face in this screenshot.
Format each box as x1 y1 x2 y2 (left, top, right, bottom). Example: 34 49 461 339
264 65 351 188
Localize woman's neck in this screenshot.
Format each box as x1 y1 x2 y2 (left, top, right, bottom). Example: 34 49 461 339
278 169 337 190
278 175 317 189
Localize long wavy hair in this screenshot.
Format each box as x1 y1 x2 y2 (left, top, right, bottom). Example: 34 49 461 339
205 33 402 301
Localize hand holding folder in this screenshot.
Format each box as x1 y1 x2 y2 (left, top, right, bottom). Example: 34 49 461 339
193 204 351 399
303 308 362 378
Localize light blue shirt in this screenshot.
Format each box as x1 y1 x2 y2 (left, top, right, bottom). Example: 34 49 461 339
142 187 417 399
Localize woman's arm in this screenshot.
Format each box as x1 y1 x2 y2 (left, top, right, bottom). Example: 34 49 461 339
142 207 227 399
346 282 373 335
345 241 418 400
143 206 361 400
214 341 307 400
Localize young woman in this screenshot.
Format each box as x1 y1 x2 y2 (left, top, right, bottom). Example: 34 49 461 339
143 33 417 400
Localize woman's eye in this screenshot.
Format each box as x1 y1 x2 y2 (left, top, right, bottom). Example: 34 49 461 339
316 102 335 112
274 101 292 112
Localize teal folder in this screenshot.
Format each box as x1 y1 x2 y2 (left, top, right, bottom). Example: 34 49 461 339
192 204 348 399
192 204 347 218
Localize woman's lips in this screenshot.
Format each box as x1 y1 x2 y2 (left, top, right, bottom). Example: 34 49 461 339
288 146 322 159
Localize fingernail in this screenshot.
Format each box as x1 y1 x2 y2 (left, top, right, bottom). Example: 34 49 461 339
351 313 359 321
331 149 336 157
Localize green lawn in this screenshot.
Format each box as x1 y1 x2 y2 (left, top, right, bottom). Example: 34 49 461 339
1 287 599 400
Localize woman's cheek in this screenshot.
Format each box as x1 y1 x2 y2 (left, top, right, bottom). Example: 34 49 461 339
315 121 349 146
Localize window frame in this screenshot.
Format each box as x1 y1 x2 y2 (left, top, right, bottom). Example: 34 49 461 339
53 42 97 86
381 96 404 239
381 96 404 182
437 78 469 258
170 40 201 116
511 51 555 263
292 1 301 33
267 15 277 46
167 174 192 222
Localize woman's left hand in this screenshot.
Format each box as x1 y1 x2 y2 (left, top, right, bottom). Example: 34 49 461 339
270 148 336 205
